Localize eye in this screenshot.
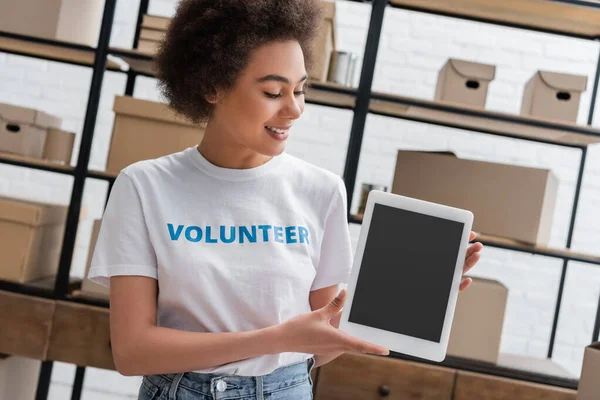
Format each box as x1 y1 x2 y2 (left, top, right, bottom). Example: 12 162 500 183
264 92 281 99
294 90 306 96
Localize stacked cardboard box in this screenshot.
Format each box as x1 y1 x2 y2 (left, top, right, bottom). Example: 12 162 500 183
0 197 68 283
135 1 337 83
0 103 75 164
137 14 170 55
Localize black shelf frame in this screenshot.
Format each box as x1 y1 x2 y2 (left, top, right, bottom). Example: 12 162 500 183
0 0 598 398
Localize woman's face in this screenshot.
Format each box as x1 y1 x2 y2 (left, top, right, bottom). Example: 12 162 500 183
210 40 307 157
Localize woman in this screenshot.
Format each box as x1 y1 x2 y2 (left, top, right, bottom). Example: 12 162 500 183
89 0 483 399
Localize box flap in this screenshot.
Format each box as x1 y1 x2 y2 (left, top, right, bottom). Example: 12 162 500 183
449 59 496 81
0 103 61 129
0 197 68 227
589 341 600 350
538 71 587 92
113 96 203 127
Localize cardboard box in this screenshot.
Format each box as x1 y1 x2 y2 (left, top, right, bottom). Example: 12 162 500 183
42 128 75 164
434 59 496 108
0 103 62 159
309 1 337 82
141 14 171 31
140 28 166 42
106 96 206 176
81 219 109 299
521 71 588 123
0 197 68 283
391 151 558 245
0 355 41 400
137 39 160 55
447 277 508 364
577 342 600 399
0 0 104 47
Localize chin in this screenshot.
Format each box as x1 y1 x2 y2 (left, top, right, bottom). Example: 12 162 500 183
259 143 286 157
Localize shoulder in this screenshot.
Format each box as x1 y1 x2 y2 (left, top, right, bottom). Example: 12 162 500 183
281 153 346 202
118 148 193 186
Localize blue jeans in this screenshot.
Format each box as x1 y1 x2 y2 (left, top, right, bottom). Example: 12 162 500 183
138 357 316 400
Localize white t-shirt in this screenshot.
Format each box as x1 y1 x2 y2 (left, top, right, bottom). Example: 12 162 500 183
88 146 353 376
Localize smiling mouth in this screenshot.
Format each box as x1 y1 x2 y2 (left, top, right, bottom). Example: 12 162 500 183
265 126 290 134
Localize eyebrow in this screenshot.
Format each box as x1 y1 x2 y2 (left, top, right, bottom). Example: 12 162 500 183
256 74 308 84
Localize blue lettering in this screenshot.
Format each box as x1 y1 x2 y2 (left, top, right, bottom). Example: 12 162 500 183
205 226 218 243
168 224 184 241
258 225 272 242
285 226 297 244
185 226 202 242
273 226 284 243
220 225 235 243
240 226 257 243
298 226 309 244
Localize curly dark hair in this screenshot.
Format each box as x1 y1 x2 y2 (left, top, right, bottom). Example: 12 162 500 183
154 0 324 124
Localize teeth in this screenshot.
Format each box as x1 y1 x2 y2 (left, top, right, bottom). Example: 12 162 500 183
266 126 287 134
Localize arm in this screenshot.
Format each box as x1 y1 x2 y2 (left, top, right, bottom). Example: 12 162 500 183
110 275 283 376
309 284 345 368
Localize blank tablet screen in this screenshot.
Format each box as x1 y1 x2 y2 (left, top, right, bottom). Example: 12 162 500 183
349 203 465 343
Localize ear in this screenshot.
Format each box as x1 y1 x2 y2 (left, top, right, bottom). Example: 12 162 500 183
205 88 223 104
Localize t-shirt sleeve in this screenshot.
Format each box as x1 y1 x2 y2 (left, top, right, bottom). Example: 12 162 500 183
311 177 353 291
87 172 158 288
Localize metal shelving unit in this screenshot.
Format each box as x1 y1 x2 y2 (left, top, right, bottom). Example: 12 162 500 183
0 0 599 398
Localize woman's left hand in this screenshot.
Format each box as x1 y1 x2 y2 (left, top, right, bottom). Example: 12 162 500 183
460 231 483 292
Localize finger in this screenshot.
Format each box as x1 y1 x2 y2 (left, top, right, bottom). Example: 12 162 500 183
465 242 483 259
469 231 476 242
346 336 389 356
463 251 481 274
459 277 472 292
321 289 347 317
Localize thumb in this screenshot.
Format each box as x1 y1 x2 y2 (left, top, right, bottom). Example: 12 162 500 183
322 288 347 316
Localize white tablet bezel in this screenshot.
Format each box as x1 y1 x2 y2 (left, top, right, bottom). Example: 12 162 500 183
339 190 474 362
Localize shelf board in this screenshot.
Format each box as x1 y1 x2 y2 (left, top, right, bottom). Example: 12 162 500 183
349 214 600 265
369 93 600 148
0 151 74 175
108 48 357 109
0 33 121 69
0 291 55 360
0 293 581 388
388 0 600 39
87 169 118 181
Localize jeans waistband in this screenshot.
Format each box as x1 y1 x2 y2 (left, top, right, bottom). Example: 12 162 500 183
144 357 315 399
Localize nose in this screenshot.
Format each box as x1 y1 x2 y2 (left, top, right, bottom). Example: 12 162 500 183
281 93 304 120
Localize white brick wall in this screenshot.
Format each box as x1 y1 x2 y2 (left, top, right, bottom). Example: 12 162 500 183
1 0 599 398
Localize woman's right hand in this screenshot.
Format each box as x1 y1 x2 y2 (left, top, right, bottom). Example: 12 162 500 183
276 289 390 356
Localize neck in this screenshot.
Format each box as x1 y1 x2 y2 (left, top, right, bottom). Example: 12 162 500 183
197 119 273 169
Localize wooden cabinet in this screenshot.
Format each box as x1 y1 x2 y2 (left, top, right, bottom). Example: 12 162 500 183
314 353 456 400
0 291 54 359
46 301 115 370
453 371 577 400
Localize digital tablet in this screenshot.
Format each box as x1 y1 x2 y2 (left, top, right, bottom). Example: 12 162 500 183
338 190 474 362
